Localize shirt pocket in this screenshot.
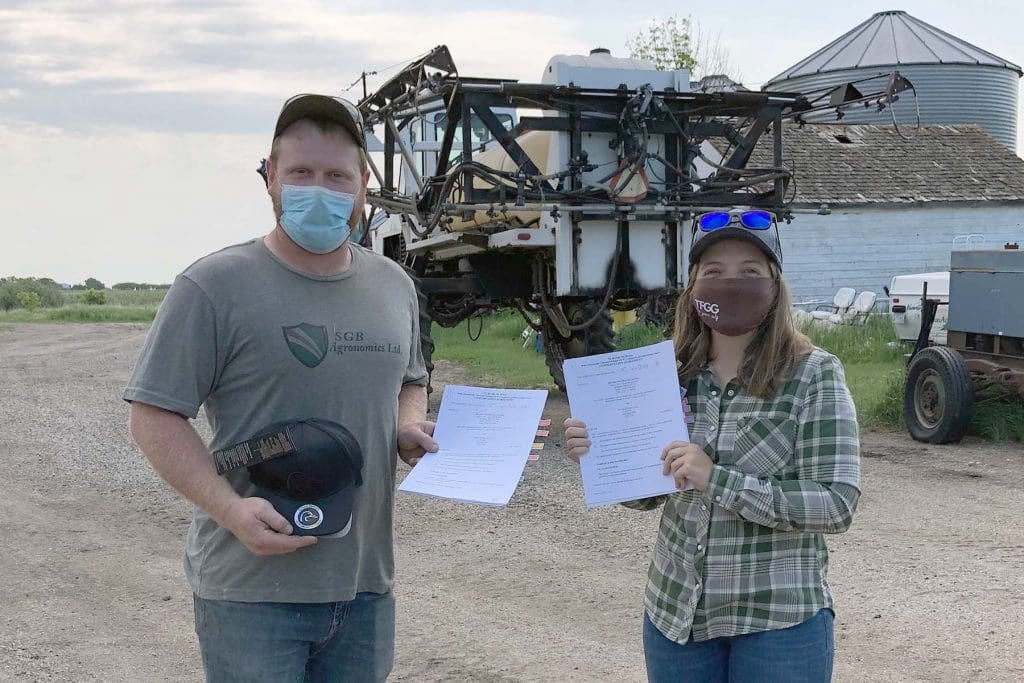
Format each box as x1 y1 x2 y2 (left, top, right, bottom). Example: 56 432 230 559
732 415 798 477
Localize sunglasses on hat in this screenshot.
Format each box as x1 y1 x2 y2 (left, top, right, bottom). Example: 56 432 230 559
696 210 774 231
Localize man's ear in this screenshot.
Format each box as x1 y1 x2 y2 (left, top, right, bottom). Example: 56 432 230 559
265 158 278 190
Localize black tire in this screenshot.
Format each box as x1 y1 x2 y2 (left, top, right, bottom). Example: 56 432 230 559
542 300 615 392
403 266 435 394
904 346 974 444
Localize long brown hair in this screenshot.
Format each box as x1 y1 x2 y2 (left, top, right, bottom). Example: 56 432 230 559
673 261 813 399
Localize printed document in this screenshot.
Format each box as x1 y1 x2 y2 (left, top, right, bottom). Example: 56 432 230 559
564 340 688 508
398 385 548 506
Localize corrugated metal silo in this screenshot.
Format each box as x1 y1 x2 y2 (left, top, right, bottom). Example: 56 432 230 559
765 10 1021 149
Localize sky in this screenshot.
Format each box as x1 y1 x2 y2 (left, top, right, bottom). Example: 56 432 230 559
2 0 1022 285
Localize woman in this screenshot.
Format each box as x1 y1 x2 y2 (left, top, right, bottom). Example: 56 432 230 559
564 210 861 683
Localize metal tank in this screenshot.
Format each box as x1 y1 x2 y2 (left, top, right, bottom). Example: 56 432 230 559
765 10 1021 149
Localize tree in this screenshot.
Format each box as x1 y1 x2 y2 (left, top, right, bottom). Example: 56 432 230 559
83 289 106 305
84 277 105 290
627 15 697 72
0 277 64 310
16 291 41 311
626 15 738 82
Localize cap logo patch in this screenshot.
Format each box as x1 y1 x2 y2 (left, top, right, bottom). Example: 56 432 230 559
294 504 324 530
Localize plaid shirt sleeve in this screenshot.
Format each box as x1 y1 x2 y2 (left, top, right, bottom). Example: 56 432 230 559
703 352 861 533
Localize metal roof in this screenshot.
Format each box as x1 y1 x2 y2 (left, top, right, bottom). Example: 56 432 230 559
743 124 1024 205
767 10 1023 83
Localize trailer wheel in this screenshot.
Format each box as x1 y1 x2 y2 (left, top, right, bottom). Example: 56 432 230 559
543 301 615 392
904 346 973 444
403 266 435 394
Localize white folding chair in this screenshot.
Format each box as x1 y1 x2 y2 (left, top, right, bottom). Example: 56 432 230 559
810 287 856 321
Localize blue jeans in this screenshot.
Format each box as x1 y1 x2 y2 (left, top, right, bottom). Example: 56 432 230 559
193 592 395 682
643 609 834 683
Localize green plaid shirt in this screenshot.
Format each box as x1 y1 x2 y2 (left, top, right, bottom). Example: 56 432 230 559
627 348 861 642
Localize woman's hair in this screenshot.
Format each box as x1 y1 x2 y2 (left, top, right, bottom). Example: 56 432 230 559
672 259 814 399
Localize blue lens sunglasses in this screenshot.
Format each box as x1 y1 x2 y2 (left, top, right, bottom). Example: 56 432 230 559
696 210 774 231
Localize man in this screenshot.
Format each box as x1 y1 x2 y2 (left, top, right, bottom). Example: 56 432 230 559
124 94 438 682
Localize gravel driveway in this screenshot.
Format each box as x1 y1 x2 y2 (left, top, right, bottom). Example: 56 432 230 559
1 323 1021 682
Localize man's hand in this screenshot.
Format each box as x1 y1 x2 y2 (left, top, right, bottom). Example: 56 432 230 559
398 420 438 467
661 441 714 491
221 497 318 556
564 418 591 464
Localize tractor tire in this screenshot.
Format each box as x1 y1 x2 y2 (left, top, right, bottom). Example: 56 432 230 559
543 300 615 392
403 266 435 394
904 346 974 444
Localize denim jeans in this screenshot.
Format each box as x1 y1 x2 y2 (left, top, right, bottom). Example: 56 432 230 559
193 592 395 683
643 609 834 683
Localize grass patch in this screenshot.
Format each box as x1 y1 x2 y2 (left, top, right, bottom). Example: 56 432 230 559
852 365 906 429
615 320 668 350
431 312 551 388
63 288 168 307
0 305 157 323
968 387 1024 442
800 315 905 365
431 312 908 418
427 309 1022 441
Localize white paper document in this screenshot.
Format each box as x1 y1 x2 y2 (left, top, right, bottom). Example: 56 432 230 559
398 385 548 506
563 340 689 508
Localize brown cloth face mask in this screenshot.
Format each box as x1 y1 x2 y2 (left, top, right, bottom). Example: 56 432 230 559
690 278 778 336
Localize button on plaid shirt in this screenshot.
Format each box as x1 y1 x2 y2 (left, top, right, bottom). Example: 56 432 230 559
627 348 861 642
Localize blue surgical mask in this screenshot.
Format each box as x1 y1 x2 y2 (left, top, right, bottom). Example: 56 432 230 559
279 184 356 254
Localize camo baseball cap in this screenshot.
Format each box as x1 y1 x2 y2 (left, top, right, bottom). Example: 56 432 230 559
274 94 366 151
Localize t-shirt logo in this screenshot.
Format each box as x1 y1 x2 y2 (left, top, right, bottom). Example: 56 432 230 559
282 323 329 368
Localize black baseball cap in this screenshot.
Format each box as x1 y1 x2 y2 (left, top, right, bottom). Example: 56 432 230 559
274 94 366 152
689 210 784 269
247 419 364 537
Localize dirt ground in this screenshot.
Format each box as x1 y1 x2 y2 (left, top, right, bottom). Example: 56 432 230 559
0 323 1022 682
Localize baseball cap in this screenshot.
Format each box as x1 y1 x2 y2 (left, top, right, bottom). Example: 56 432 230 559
689 210 784 269
274 94 366 152
244 419 364 537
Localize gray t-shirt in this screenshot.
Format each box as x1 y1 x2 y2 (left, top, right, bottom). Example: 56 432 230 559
123 238 427 602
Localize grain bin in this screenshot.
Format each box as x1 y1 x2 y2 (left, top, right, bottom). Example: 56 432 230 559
765 10 1021 149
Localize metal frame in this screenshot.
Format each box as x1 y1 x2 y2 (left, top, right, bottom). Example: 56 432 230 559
357 46 910 332
356 46 842 230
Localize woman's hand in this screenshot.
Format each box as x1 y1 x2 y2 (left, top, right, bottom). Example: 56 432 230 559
563 418 591 464
661 441 714 491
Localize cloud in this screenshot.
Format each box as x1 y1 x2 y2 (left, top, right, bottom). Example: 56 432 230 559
0 0 587 135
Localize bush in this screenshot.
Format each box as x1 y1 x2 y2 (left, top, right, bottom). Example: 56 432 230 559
16 291 41 311
83 289 106 305
0 277 65 310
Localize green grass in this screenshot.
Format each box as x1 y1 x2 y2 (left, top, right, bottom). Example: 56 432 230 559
63 288 168 306
615 319 669 350
965 387 1024 442
800 315 906 365
431 312 552 388
431 312 673 389
0 305 157 323
430 309 1023 440
431 312 910 422
797 315 907 430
